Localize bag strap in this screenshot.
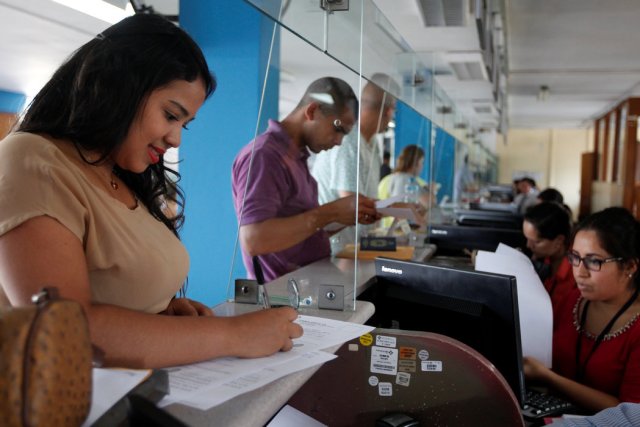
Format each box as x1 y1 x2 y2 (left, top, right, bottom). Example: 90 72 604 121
22 287 59 426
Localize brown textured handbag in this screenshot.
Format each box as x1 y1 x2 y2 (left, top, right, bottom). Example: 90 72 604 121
0 287 93 427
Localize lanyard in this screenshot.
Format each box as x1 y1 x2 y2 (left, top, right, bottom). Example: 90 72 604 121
575 288 639 381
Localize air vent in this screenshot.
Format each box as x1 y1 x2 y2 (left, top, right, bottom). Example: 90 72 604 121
450 61 486 81
473 105 493 114
444 52 488 81
418 0 465 27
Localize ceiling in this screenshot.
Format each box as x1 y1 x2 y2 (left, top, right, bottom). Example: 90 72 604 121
2 0 640 137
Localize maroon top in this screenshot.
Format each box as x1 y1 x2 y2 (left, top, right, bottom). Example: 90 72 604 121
553 287 640 402
543 256 576 316
231 120 330 282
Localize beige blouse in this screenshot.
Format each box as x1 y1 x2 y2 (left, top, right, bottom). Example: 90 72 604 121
0 132 189 313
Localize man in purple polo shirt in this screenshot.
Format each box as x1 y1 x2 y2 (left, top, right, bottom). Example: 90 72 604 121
232 77 380 282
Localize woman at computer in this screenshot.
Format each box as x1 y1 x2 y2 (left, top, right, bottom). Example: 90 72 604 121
524 207 640 412
522 202 575 310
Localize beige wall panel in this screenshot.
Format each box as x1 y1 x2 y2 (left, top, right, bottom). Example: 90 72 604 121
498 128 592 220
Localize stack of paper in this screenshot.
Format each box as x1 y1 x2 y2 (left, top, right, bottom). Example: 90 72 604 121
475 243 553 367
158 315 374 410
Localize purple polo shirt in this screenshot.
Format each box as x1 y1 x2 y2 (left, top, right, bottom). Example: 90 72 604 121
231 120 330 282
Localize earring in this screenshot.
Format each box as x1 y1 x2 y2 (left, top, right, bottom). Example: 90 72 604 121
629 273 634 278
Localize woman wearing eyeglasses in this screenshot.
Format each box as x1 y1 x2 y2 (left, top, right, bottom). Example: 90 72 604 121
522 202 575 311
524 207 640 412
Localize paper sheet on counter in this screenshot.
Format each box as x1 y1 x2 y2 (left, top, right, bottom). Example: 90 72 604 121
475 243 553 367
159 315 374 411
82 368 152 426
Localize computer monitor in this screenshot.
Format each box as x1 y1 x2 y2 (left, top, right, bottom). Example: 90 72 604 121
361 257 526 405
454 207 522 229
426 223 526 255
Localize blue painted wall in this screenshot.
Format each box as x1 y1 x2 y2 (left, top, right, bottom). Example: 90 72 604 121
180 1 279 305
394 102 432 181
432 127 456 202
394 102 457 203
0 90 26 114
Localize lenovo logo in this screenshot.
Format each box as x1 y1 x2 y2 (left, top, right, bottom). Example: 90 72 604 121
431 229 448 235
381 266 403 275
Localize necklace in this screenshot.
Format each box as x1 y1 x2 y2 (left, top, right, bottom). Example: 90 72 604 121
110 172 119 190
575 288 639 381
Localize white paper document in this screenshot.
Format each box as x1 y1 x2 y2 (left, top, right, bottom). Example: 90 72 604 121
267 404 328 427
82 368 152 426
159 315 374 411
475 243 553 367
376 195 405 209
376 195 421 223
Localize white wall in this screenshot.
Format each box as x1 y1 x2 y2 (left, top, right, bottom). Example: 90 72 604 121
496 128 594 219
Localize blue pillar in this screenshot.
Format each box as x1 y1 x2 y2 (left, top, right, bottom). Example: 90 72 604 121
433 128 455 203
0 90 26 113
394 102 432 181
180 1 279 305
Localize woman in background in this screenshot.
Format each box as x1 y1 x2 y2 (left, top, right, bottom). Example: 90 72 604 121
378 144 432 205
523 202 575 310
524 207 640 412
0 14 301 369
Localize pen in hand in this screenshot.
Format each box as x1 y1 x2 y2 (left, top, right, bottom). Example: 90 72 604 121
252 256 271 309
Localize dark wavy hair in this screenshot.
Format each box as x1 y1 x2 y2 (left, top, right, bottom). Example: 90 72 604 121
524 202 572 244
17 13 216 237
573 207 640 290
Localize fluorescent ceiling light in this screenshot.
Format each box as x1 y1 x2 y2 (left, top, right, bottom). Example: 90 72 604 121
52 0 134 24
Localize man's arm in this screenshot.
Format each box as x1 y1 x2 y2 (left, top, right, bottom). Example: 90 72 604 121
239 195 379 256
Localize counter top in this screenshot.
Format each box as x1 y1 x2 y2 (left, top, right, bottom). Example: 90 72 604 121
164 257 378 426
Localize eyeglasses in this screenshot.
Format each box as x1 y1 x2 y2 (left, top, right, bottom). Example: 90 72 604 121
332 118 349 135
567 251 623 272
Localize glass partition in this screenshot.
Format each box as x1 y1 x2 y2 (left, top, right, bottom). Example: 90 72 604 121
232 0 497 309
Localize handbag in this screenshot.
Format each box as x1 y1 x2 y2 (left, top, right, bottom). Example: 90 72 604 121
0 287 93 427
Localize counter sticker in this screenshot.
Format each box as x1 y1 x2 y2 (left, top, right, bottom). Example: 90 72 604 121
348 343 359 352
360 333 373 346
398 360 416 373
396 372 411 387
378 382 393 397
370 346 398 375
421 360 443 372
399 346 416 360
418 349 430 361
368 376 379 386
375 335 397 348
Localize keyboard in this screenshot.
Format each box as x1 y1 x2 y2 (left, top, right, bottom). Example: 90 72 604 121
521 389 576 420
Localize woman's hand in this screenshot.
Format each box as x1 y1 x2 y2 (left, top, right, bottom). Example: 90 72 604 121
523 356 552 383
160 297 214 316
230 307 303 357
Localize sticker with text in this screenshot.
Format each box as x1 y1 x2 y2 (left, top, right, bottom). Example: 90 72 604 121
398 360 416 373
375 335 397 348
348 343 359 352
396 372 411 387
399 346 416 360
370 346 399 376
360 333 373 346
368 376 379 386
378 382 393 397
421 360 443 372
418 349 430 361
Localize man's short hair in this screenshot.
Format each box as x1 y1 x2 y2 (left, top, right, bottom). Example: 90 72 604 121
362 73 401 109
296 77 358 120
